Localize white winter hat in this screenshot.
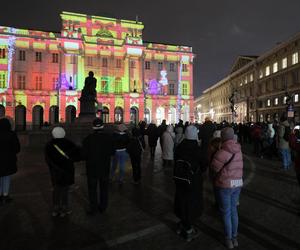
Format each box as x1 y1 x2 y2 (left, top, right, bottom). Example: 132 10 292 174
52 126 66 138
185 125 198 140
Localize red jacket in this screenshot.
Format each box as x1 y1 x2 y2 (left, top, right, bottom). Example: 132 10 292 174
210 139 243 188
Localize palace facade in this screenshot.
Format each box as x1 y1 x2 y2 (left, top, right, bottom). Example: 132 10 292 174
0 11 194 130
195 33 300 124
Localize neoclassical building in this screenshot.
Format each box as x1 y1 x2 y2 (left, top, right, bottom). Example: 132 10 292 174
195 33 300 124
0 11 194 130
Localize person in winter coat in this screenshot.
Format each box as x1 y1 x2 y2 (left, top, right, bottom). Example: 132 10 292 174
174 125 205 242
158 119 167 150
127 127 145 184
146 121 159 159
251 123 263 158
210 127 243 249
110 123 130 184
0 118 20 205
198 117 216 168
278 116 292 170
82 119 115 215
45 126 80 217
162 125 175 167
174 127 185 148
263 122 275 157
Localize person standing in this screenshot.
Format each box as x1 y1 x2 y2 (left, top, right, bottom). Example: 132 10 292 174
278 115 292 170
210 127 243 249
0 118 20 205
174 125 205 241
110 123 129 184
146 121 159 159
126 127 144 184
198 117 215 168
174 127 185 148
162 125 175 167
45 126 80 217
82 119 115 215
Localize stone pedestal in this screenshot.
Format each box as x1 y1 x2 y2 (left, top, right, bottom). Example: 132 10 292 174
77 97 96 124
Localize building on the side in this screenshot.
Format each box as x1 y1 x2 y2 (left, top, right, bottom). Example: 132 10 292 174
0 11 194 130
195 33 300 124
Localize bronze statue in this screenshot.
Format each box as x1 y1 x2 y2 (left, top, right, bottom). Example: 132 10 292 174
81 71 97 100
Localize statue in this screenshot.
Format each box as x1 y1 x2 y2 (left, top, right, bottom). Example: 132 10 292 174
79 71 97 117
81 71 97 101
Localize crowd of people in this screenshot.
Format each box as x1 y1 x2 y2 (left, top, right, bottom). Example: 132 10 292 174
0 113 300 249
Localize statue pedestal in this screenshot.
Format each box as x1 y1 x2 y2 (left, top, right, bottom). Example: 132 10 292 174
77 97 96 123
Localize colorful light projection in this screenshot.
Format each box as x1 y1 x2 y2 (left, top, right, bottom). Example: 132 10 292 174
0 11 194 125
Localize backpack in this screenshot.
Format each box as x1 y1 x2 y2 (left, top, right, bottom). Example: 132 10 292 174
173 159 194 185
283 126 291 142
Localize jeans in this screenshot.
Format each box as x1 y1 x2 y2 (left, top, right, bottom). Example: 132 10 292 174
111 150 127 181
217 187 241 239
0 176 11 195
280 148 291 169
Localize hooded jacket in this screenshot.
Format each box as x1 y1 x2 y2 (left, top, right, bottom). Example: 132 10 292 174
210 139 243 188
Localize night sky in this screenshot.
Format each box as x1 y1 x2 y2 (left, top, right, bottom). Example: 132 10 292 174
2 0 300 97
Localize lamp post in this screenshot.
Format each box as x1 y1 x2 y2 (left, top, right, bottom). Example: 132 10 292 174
229 89 237 123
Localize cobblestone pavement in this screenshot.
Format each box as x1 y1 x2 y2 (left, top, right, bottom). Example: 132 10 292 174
1 141 300 250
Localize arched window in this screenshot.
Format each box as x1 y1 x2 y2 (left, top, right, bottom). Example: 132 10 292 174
102 106 109 123
15 105 26 131
130 107 139 125
65 105 76 123
144 108 151 124
32 105 44 129
49 105 59 125
114 107 123 123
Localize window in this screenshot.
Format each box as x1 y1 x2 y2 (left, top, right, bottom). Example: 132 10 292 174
35 76 42 90
295 94 299 103
145 61 150 70
281 74 288 87
102 58 108 67
265 66 270 76
259 69 263 79
170 63 175 72
19 50 26 61
273 62 278 73
35 52 42 62
101 78 108 93
267 99 271 107
130 60 136 68
158 62 163 70
283 96 287 104
292 70 299 83
169 83 175 95
274 97 278 105
116 59 122 68
87 56 93 66
0 48 6 59
292 52 299 65
17 75 26 89
52 77 59 89
0 74 5 88
52 53 59 63
250 73 254 82
282 57 287 69
244 76 248 84
69 55 77 64
115 78 122 93
182 83 188 95
182 64 188 72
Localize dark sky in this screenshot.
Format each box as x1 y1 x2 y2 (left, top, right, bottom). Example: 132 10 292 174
2 0 300 97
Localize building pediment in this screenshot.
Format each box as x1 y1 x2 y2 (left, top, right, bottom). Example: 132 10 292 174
230 55 257 73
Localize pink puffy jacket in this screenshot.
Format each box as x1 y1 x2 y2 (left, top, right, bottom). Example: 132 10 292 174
210 139 243 188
